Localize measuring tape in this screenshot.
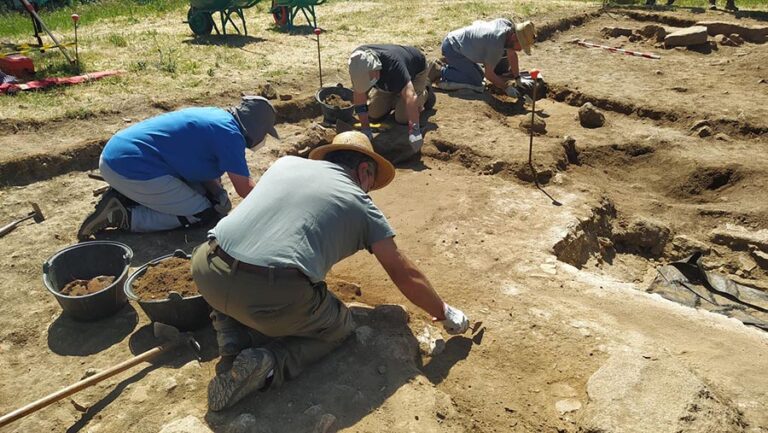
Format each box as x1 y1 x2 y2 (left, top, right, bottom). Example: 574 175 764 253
0 42 76 58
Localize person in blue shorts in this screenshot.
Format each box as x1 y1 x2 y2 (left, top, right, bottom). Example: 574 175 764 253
77 96 278 239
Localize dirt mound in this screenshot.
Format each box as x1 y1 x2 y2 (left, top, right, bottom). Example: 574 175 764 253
323 94 352 109
132 257 197 300
613 217 671 257
674 165 742 196
60 275 116 296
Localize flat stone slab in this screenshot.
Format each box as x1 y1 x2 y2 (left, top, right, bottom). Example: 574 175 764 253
665 26 709 48
578 351 746 433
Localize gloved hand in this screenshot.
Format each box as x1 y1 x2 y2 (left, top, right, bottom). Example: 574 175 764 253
439 303 469 335
516 75 535 92
212 189 232 216
505 85 520 98
361 127 374 142
408 122 424 154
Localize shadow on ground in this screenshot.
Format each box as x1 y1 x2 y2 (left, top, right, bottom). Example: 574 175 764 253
183 34 267 48
47 304 138 356
203 304 474 432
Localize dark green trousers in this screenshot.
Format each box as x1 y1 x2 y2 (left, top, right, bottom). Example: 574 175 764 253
191 241 354 387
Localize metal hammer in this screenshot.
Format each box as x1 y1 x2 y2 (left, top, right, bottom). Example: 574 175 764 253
0 203 45 238
0 322 201 428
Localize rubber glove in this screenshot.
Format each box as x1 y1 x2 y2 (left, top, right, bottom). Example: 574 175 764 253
361 127 374 141
212 189 232 216
516 75 535 92
408 122 424 154
505 86 520 98
440 303 469 335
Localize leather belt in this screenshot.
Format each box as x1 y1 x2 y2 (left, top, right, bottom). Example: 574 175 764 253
207 239 305 279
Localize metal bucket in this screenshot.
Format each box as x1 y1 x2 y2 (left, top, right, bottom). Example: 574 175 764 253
43 241 133 321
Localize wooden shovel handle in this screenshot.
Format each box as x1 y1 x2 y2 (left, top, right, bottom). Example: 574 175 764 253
0 343 173 428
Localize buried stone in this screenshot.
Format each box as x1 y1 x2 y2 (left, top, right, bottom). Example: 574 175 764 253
578 103 605 129
664 26 709 48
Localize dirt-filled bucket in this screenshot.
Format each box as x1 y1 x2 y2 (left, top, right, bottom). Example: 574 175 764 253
43 241 133 321
124 250 210 331
316 84 355 125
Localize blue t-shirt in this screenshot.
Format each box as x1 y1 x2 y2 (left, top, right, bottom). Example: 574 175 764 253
101 107 249 182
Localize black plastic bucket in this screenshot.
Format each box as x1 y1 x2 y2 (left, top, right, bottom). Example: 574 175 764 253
124 249 211 331
316 84 355 125
43 241 133 321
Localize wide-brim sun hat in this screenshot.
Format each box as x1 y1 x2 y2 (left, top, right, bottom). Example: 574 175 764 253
228 95 280 149
514 21 536 55
309 131 395 190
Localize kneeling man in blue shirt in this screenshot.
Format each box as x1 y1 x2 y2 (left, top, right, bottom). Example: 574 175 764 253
78 96 278 239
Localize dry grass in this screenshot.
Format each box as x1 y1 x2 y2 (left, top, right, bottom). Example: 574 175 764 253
0 0 596 124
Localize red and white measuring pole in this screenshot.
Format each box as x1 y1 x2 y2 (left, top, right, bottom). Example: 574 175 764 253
576 40 661 60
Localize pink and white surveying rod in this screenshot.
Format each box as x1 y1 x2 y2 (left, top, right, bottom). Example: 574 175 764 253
576 40 661 60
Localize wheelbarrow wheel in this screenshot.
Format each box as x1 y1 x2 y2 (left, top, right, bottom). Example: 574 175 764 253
271 1 289 27
188 8 213 36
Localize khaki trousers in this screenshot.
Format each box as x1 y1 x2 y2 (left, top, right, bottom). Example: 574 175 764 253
191 241 355 387
368 60 429 124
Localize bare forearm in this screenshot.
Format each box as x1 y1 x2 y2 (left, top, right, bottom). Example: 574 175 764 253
484 67 507 89
401 84 419 126
506 49 520 77
387 257 445 319
353 91 370 129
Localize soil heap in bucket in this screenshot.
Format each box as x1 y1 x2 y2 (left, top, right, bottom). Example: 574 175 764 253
124 249 210 331
316 84 355 125
43 241 133 321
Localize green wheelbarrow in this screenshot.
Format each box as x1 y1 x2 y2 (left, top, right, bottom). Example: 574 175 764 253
187 0 262 36
270 0 326 30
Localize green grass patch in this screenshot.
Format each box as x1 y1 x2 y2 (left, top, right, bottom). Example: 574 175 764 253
107 33 128 47
0 0 189 37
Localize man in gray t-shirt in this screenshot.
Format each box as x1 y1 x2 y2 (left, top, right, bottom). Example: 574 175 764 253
429 18 536 96
191 131 470 411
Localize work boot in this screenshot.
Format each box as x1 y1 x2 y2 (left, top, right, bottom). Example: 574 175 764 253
426 59 443 84
77 188 130 240
724 0 738 11
208 348 275 411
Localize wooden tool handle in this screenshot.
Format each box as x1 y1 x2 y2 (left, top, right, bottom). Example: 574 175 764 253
0 343 171 428
0 214 33 238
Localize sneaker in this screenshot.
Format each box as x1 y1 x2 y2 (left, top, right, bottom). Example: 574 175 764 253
77 189 130 240
208 348 275 411
434 80 485 93
724 1 738 11
426 59 443 84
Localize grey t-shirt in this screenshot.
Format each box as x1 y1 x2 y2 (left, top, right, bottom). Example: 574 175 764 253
445 18 512 66
212 156 395 283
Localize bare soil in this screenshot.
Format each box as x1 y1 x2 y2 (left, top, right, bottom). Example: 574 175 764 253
60 275 116 296
1 5 767 433
132 257 198 300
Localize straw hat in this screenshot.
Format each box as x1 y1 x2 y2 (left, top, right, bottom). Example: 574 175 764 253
514 21 536 55
309 131 395 190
